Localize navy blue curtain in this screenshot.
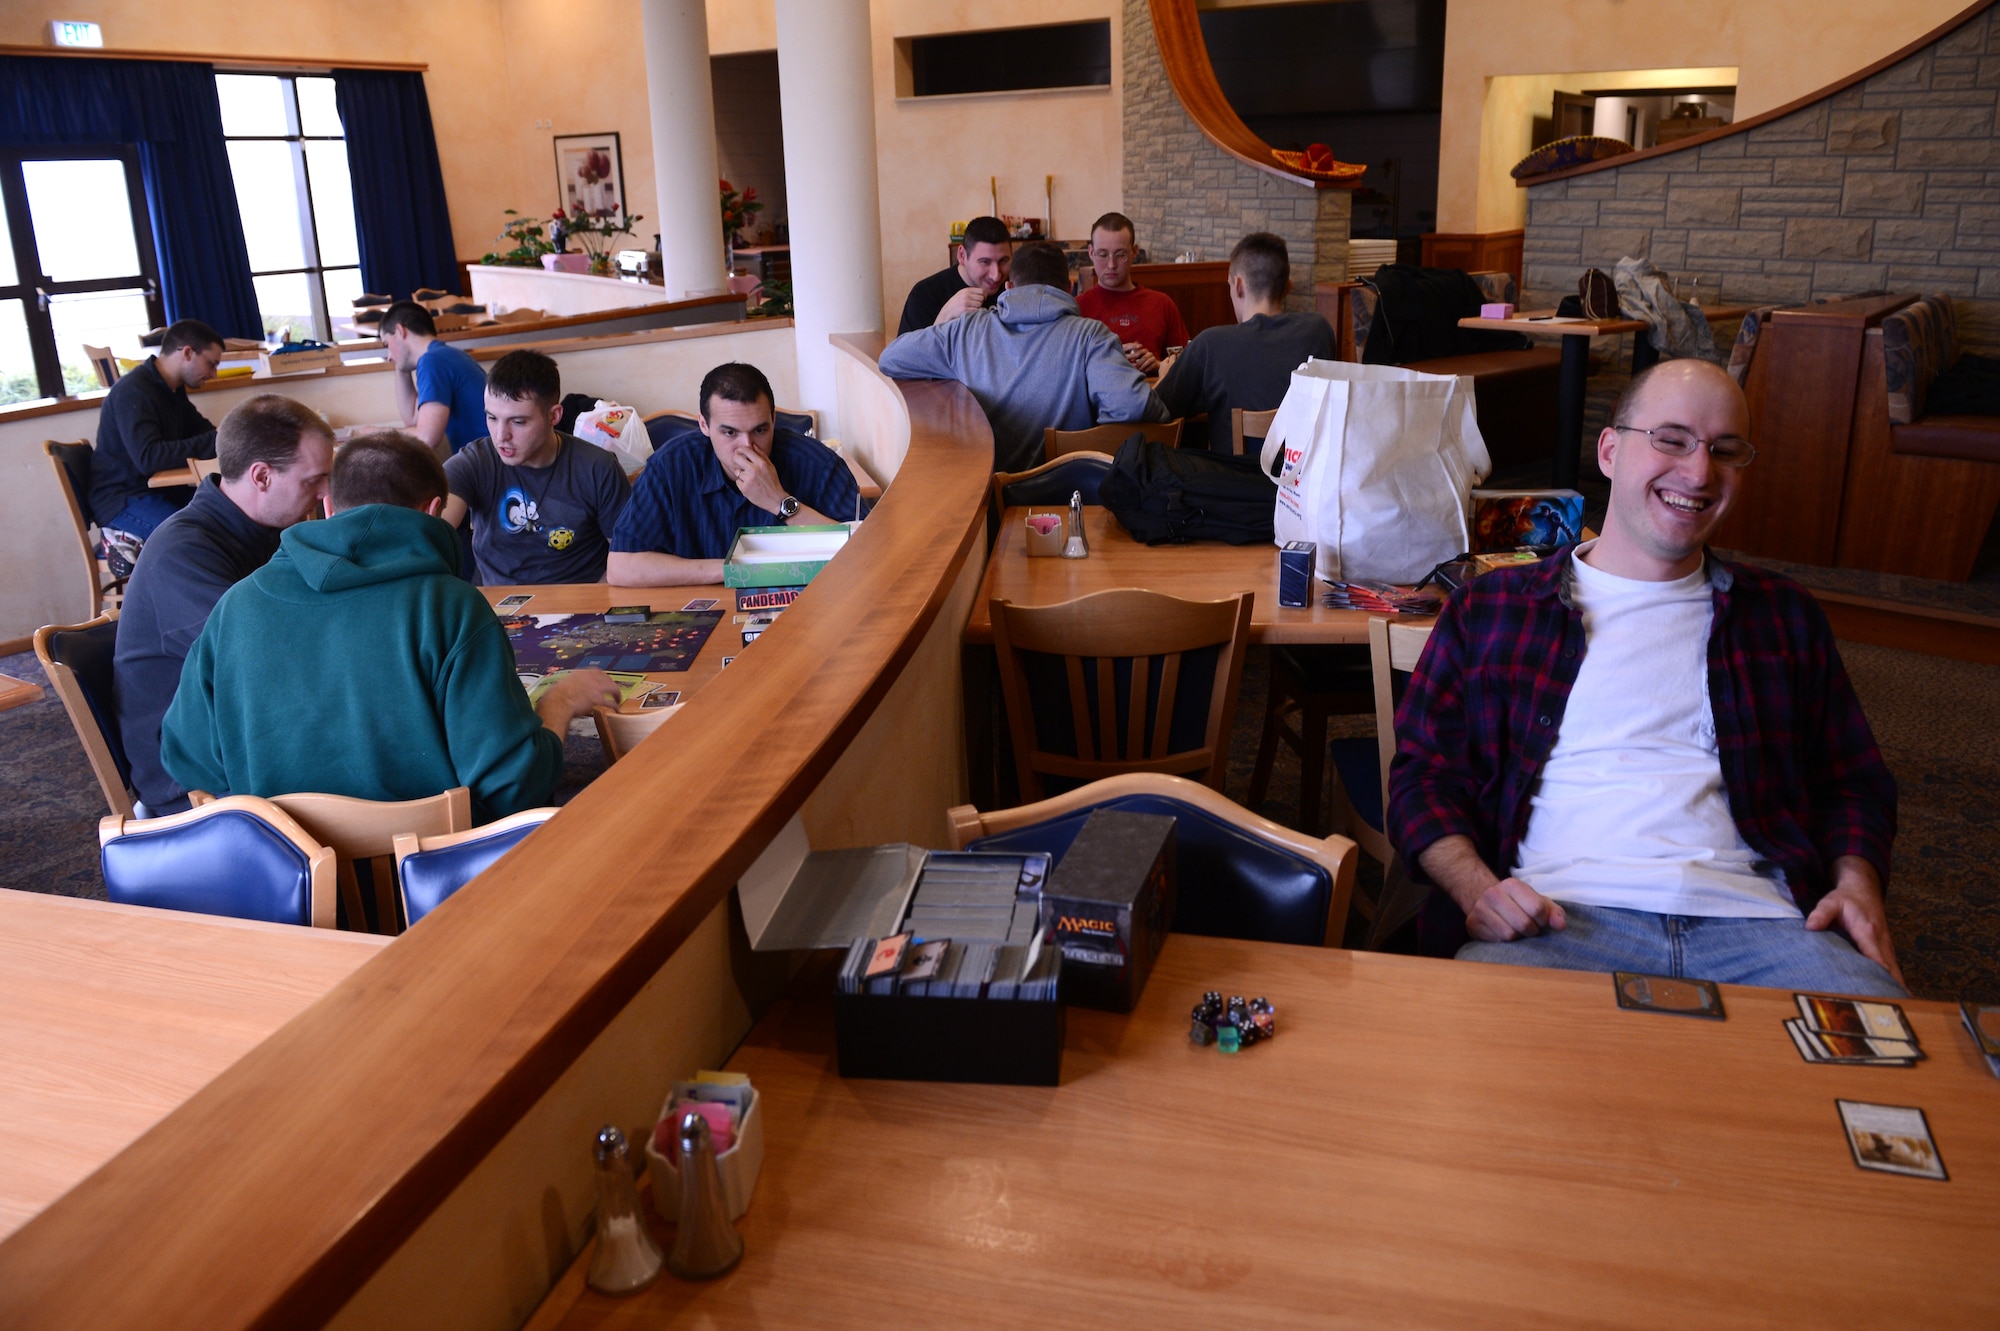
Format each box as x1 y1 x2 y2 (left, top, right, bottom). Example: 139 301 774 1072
0 56 263 338
333 70 459 299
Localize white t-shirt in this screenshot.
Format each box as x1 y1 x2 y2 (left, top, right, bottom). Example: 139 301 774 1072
1511 544 1800 918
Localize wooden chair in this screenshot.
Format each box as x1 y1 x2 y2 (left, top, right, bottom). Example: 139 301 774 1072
82 344 120 388
392 807 558 927
1230 407 1277 457
989 451 1117 513
593 703 683 763
33 614 133 819
775 406 821 438
259 787 473 935
1042 419 1182 460
188 456 221 483
100 795 337 929
990 588 1253 803
946 772 1359 947
44 439 120 617
1329 615 1436 880
642 409 701 451
1246 644 1374 835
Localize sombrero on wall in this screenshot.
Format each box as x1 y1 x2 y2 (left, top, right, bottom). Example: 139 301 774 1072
1272 142 1368 181
1511 135 1635 180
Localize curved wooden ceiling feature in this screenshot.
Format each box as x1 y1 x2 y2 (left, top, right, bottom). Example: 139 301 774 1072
1515 0 1998 187
1148 0 1352 191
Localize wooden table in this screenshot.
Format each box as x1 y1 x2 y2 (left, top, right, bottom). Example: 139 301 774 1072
0 890 388 1242
0 673 42 713
1457 310 1648 489
534 933 2000 1328
965 506 1381 646
483 582 744 715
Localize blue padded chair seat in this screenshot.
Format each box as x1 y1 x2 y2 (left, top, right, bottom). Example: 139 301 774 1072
399 820 543 926
967 793 1332 946
1329 738 1383 832
102 809 312 925
999 454 1113 508
645 413 702 449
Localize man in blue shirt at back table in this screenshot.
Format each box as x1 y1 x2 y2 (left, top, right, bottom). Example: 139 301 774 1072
607 362 860 587
381 300 487 459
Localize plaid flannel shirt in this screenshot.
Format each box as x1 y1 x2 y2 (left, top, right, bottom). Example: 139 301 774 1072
1386 547 1895 912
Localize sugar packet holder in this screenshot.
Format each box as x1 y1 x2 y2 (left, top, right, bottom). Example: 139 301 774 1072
647 1076 763 1223
1025 510 1066 557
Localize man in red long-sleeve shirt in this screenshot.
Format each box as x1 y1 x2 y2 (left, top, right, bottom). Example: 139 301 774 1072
1077 211 1189 376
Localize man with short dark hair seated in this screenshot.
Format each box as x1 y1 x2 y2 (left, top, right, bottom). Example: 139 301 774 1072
441 350 630 585
1156 232 1335 451
91 318 227 574
898 215 1013 334
163 433 617 821
380 300 488 458
1076 211 1189 375
1389 360 1905 996
114 394 335 816
607 362 860 587
878 241 1166 473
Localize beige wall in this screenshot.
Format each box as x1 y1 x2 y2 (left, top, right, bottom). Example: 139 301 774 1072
1439 0 1976 233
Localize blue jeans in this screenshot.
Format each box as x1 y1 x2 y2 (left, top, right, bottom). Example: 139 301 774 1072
1456 902 1906 996
101 490 185 540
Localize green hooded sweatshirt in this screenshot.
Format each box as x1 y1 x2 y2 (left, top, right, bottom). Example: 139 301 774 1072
162 503 563 822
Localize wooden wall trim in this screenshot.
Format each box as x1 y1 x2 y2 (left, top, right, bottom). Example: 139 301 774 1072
0 353 996 1328
1145 0 1353 192
1511 0 1999 188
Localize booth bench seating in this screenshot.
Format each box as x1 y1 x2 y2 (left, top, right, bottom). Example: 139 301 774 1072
1315 270 1560 471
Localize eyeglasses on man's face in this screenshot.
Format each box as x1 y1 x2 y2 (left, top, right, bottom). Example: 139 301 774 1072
1611 424 1757 468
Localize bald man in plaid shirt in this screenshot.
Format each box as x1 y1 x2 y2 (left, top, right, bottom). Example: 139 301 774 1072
1388 361 1903 996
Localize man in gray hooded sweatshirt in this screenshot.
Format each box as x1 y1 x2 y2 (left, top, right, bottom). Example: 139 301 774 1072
877 241 1167 473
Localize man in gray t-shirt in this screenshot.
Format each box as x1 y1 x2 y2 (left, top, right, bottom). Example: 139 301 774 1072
440 350 630 585
1155 231 1334 451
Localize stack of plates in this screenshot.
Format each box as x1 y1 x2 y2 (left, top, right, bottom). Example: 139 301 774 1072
1349 238 1398 278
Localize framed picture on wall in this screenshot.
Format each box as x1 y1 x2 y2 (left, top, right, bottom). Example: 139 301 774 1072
552 132 628 223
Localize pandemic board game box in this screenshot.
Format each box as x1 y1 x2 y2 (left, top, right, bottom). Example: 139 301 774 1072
723 524 853 588
1040 810 1176 1012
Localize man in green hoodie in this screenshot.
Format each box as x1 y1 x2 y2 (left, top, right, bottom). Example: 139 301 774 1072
163 433 618 822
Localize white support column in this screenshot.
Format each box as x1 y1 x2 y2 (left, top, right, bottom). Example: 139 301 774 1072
640 0 728 300
775 0 883 437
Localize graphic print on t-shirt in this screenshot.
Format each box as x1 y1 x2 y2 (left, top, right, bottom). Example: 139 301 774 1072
502 486 541 535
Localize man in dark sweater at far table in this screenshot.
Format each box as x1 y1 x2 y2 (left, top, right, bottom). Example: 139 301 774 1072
91 319 227 575
1155 232 1335 452
113 394 334 816
897 215 1013 334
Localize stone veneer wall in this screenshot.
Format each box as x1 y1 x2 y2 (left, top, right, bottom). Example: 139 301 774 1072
1120 0 1348 312
1522 4 2000 345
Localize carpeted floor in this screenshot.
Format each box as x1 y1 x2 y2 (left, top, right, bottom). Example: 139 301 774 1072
7 627 1995 1002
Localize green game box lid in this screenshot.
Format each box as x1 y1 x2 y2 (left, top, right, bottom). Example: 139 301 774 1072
723 523 853 588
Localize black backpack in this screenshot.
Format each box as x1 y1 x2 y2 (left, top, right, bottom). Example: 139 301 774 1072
1098 433 1276 546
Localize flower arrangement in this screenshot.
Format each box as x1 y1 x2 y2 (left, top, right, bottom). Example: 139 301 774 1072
552 203 645 275
720 179 763 245
480 210 557 268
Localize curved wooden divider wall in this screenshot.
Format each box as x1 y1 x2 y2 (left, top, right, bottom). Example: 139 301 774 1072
1147 0 1334 190
0 340 995 1329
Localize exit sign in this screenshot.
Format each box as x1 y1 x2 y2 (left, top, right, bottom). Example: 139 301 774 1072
48 20 104 47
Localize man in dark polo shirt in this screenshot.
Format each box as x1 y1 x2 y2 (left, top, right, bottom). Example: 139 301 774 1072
91 319 227 574
442 350 631 585
897 216 1012 334
1156 232 1335 451
113 394 334 814
607 362 860 587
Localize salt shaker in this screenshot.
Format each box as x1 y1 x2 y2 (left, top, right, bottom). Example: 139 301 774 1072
585 1125 664 1295
669 1110 745 1279
1062 489 1089 559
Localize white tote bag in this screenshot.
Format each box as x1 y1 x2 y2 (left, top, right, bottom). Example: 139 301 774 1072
571 400 653 473
1259 358 1491 584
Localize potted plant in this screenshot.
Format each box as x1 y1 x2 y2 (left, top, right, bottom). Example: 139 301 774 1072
547 204 645 276
720 180 764 250
480 210 557 268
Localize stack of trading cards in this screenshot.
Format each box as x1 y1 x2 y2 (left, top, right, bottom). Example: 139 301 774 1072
833 851 1054 1000
1961 1001 2000 1077
1321 581 1443 616
1785 994 1924 1066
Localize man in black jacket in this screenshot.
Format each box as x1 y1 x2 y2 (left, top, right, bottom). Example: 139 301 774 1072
897 216 1013 334
113 393 333 814
92 319 226 574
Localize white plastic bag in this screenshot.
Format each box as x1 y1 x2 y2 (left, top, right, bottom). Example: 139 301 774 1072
571 399 652 473
1259 358 1490 584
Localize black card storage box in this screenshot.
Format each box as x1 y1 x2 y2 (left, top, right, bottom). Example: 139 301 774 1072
736 821 1063 1086
1040 809 1176 1012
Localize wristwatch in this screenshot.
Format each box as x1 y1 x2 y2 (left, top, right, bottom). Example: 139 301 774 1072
777 494 801 520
